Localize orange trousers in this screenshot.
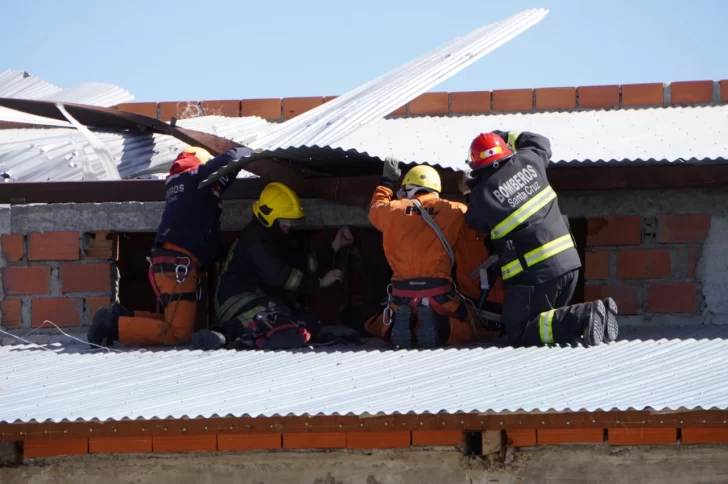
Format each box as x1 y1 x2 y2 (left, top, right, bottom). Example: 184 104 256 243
118 242 201 346
364 297 500 347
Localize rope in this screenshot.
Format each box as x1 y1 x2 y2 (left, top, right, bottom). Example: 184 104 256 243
0 319 124 354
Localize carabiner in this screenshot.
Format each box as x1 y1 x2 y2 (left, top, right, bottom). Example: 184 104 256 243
175 264 189 283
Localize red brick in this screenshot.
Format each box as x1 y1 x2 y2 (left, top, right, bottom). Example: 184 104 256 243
241 98 281 120
32 298 82 328
670 80 714 105
586 216 642 247
492 89 533 112
608 428 676 445
506 429 536 447
389 105 407 116
721 80 728 103
159 101 199 121
617 249 671 280
645 283 697 313
85 296 110 320
537 429 603 445
3 266 50 295
450 91 491 114
283 432 346 449
83 231 117 260
687 247 701 279
622 83 664 107
116 102 158 118
682 428 728 445
199 99 241 117
411 431 462 446
24 439 88 458
346 431 411 449
90 437 153 454
578 85 620 108
28 231 79 261
656 214 711 243
153 435 217 453
1 299 22 329
1 234 24 262
282 96 323 120
408 92 449 116
535 87 576 110
584 284 640 315
218 434 281 451
59 263 110 293
584 250 610 280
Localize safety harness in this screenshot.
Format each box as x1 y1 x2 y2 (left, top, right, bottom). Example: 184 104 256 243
147 247 205 310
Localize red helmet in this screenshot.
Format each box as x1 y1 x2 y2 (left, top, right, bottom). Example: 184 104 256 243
468 132 514 169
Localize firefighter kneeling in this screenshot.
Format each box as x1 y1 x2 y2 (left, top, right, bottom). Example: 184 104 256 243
192 181 354 351
463 130 620 347
368 159 487 349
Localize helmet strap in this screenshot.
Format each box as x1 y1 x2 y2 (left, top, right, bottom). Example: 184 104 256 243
397 185 438 200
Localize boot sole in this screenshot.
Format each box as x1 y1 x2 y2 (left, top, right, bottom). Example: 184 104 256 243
416 305 439 349
391 305 412 349
585 300 606 346
192 330 226 351
603 297 619 343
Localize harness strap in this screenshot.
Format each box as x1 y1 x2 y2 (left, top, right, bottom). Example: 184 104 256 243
391 285 452 298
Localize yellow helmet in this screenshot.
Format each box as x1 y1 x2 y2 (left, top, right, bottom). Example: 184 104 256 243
401 165 441 192
253 182 305 227
181 146 213 164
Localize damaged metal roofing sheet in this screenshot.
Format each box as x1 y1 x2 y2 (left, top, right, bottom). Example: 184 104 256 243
0 116 271 181
0 69 135 127
2 326 728 424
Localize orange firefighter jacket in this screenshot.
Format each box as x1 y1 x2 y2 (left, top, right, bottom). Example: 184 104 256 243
368 186 466 282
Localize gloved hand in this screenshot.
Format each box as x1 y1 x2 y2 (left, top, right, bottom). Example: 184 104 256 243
332 227 354 252
493 130 517 150
382 157 402 183
319 269 343 288
459 170 473 196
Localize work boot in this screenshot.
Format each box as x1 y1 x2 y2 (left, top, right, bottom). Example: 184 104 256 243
415 305 439 349
191 329 226 351
87 307 119 347
602 297 619 343
391 304 413 349
110 302 134 319
582 300 606 347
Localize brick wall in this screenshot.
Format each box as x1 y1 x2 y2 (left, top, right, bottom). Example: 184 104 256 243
584 214 711 317
0 231 118 332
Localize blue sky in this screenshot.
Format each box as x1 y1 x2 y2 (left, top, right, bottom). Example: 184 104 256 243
2 0 726 102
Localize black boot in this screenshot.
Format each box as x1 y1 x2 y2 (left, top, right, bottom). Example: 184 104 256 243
582 300 606 347
191 329 227 350
391 304 413 349
602 297 619 343
87 307 119 347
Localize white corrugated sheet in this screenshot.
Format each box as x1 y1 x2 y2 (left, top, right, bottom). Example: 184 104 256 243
251 9 549 150
0 116 271 181
1 326 727 423
330 104 728 168
0 69 135 127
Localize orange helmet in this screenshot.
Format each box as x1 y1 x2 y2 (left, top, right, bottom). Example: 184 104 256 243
468 132 514 169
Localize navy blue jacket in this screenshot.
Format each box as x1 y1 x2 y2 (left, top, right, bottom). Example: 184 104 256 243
154 147 252 270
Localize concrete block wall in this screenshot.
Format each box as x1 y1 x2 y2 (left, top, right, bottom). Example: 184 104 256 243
0 230 118 331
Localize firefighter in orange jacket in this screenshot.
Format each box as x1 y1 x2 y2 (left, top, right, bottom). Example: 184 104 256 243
368 158 480 349
87 145 252 347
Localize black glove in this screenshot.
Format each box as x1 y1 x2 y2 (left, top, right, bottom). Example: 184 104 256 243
382 157 402 184
492 130 509 141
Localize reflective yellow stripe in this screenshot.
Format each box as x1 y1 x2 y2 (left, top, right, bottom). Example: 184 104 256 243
491 185 557 240
539 310 555 344
506 131 521 150
284 268 304 291
500 234 575 280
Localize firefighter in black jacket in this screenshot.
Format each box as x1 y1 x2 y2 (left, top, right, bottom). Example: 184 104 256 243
88 145 253 347
463 130 619 347
192 181 354 350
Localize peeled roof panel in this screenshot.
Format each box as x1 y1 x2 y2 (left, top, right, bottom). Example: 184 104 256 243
1 326 727 424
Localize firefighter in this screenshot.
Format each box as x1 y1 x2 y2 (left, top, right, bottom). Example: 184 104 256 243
463 130 619 347
87 145 253 347
191 181 354 350
368 159 481 349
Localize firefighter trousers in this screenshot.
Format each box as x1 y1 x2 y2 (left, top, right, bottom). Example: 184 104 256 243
502 269 593 347
118 243 201 346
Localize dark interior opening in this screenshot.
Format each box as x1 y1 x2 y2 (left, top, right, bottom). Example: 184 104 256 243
117 217 588 331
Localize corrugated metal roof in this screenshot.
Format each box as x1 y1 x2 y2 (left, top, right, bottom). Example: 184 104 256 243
1 326 727 424
0 69 135 127
0 116 270 181
250 9 549 151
